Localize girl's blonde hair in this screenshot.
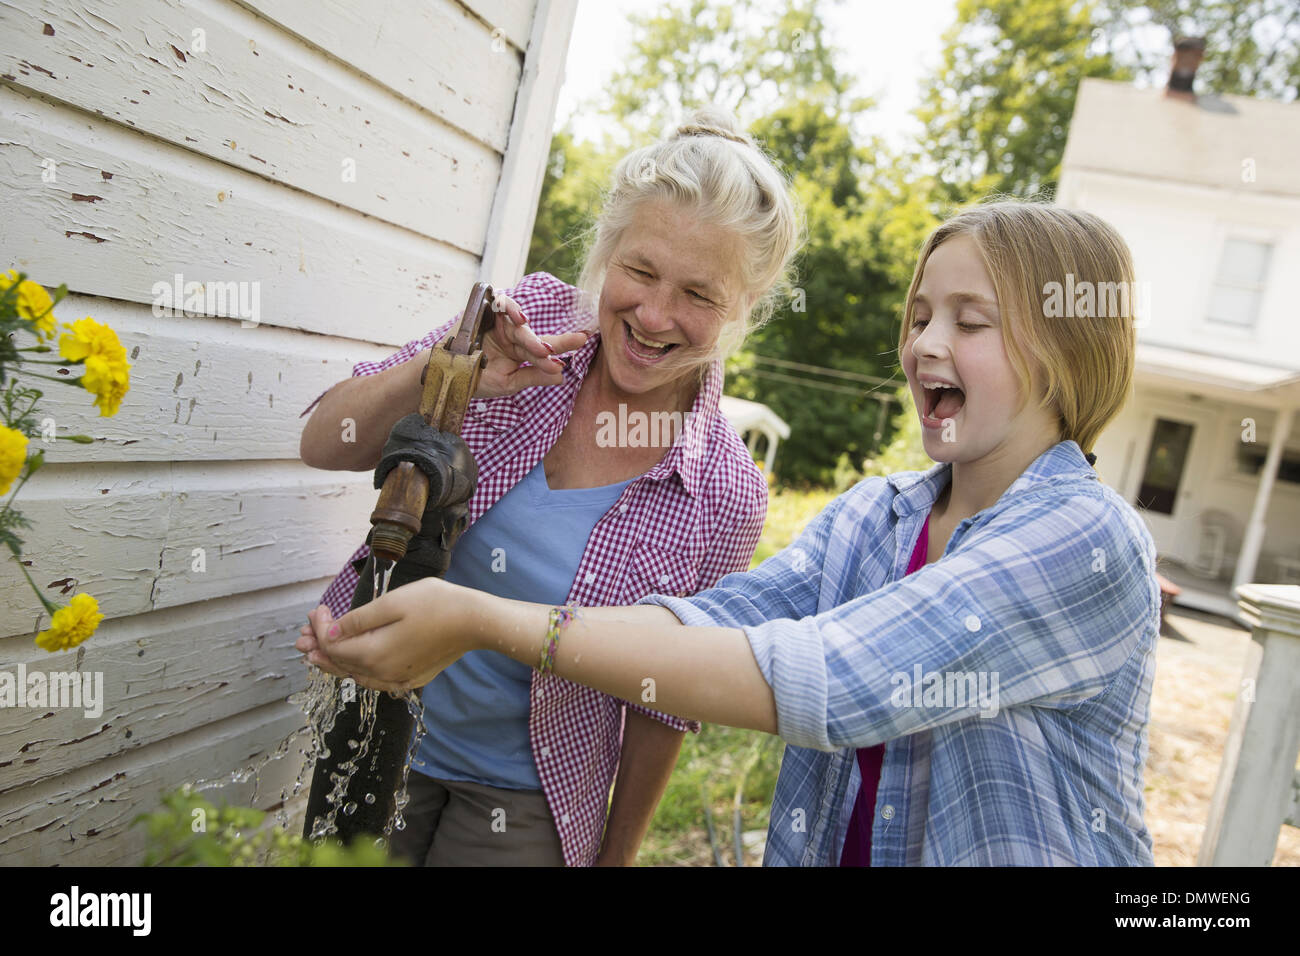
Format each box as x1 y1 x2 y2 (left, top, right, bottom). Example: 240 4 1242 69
898 201 1138 457
577 106 804 364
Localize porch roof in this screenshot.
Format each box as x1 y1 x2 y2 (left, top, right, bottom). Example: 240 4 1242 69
1136 342 1300 407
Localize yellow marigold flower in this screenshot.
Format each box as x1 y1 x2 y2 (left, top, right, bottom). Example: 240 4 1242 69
59 316 131 417
36 592 104 653
0 425 28 496
82 353 131 417
58 315 124 362
1 270 57 340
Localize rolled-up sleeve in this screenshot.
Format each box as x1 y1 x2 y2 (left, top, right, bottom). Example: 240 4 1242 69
625 459 770 732
737 491 1158 752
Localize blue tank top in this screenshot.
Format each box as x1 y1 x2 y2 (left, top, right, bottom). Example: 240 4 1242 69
411 460 633 790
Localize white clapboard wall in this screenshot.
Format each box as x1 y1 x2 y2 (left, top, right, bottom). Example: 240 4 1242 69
0 0 577 865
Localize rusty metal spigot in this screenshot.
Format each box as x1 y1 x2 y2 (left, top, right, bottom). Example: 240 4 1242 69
368 282 495 564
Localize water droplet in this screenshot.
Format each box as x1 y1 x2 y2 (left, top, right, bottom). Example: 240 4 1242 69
343 802 357 815
364 793 376 805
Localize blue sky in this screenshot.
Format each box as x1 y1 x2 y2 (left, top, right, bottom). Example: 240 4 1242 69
555 0 959 148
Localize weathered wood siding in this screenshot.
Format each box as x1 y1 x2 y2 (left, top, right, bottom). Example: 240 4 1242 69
0 0 576 864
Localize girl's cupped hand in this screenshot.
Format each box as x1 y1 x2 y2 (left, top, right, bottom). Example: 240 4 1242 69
296 578 474 693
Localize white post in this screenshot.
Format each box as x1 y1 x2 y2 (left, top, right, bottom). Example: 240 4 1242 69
1198 584 1300 865
1232 406 1294 591
478 0 581 286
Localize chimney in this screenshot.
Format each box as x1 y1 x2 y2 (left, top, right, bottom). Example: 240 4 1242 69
1164 36 1206 102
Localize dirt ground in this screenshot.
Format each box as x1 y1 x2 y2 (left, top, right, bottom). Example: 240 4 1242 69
1146 607 1298 867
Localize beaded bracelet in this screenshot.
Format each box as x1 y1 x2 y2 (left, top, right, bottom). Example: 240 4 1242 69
539 605 579 674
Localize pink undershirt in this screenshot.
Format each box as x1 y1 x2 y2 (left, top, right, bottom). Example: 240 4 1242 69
838 512 930 867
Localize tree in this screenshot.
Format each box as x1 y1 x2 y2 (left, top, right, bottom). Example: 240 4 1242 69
1119 0 1300 99
606 0 854 135
915 0 1130 205
532 0 932 484
916 0 1300 204
530 0 1298 484
727 101 927 484
525 129 614 285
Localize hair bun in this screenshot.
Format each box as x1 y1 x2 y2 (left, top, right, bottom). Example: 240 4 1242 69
673 106 752 146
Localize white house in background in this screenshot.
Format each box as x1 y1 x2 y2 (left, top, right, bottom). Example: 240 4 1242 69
1058 70 1300 619
720 395 790 474
0 0 577 864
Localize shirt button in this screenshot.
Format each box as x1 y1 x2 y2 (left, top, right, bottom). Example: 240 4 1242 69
881 805 895 820
964 614 981 632
584 571 596 584
473 401 486 413
560 813 571 824
618 504 628 514
659 573 670 585
540 746 550 757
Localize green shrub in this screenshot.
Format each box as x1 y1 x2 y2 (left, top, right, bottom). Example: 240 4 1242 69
134 788 402 867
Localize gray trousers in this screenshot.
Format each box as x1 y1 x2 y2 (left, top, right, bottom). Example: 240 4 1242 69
388 770 566 867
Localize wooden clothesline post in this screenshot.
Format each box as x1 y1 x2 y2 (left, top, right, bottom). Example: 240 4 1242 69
1198 584 1300 866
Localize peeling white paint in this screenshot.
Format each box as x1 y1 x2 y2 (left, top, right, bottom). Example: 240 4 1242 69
0 0 557 868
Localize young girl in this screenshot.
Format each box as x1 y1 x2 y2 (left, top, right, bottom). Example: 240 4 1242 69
299 201 1160 866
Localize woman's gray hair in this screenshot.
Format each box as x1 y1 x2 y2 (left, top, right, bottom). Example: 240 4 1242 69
577 106 805 361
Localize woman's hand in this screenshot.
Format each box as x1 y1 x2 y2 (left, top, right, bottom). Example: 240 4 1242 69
474 292 589 399
295 578 479 693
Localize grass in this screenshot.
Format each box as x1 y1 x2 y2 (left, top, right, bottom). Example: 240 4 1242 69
637 482 834 866
750 482 839 566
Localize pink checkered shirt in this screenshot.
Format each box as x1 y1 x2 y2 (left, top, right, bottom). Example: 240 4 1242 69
300 272 767 866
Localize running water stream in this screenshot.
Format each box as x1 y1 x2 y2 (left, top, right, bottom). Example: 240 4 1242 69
186 554 429 856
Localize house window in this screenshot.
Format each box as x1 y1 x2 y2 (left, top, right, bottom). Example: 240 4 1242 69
1235 445 1300 485
1206 238 1272 329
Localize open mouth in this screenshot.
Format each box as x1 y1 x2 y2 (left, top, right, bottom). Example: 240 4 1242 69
624 321 678 361
922 383 966 420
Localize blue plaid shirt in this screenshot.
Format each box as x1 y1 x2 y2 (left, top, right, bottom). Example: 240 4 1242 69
640 441 1159 866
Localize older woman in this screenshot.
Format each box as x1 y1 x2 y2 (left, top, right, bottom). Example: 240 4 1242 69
298 108 802 867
